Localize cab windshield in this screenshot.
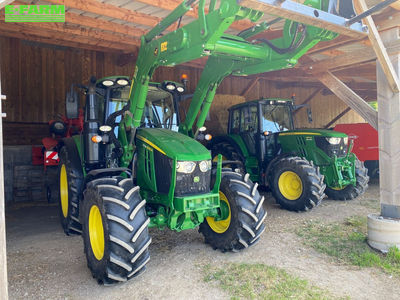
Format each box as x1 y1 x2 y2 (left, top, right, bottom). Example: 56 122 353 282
106 85 179 131
261 103 293 133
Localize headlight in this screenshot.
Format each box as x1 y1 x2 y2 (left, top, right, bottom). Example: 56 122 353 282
99 125 112 132
116 79 129 86
343 137 348 145
176 161 196 173
176 86 184 93
102 80 114 87
326 137 341 145
199 160 211 172
166 83 176 91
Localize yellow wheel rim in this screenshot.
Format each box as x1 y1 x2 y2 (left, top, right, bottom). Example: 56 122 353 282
332 186 346 190
206 191 231 233
278 171 303 200
212 154 227 162
88 205 105 261
60 164 68 218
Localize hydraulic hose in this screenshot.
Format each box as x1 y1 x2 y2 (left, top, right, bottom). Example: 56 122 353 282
254 23 307 55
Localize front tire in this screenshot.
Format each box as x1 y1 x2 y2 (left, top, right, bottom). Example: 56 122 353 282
58 146 83 235
199 171 266 252
325 159 369 200
269 156 325 212
82 177 151 285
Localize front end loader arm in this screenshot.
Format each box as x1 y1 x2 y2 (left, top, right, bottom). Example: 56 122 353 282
119 0 369 165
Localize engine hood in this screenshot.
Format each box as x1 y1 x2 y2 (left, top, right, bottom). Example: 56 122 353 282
278 129 347 138
136 128 211 161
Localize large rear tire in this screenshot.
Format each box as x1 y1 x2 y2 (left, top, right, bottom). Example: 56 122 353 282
82 177 151 285
58 146 83 235
199 171 266 252
269 156 325 212
325 159 369 200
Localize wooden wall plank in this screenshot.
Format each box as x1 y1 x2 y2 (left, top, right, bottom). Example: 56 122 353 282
0 36 367 144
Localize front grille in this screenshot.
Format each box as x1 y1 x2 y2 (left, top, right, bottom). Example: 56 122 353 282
175 164 211 197
154 150 172 194
315 137 348 157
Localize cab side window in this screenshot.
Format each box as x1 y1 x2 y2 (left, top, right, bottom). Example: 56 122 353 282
240 105 258 134
231 109 240 134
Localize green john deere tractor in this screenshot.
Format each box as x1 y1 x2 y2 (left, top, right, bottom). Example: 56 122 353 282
209 98 369 212
55 0 372 285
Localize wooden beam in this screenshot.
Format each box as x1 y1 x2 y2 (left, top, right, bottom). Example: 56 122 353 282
0 40 8 300
10 1 146 39
324 107 352 128
0 0 14 9
46 0 158 28
241 77 259 97
0 22 136 52
65 12 145 38
317 71 378 129
303 37 400 73
355 0 400 93
134 0 254 32
240 0 367 39
375 11 400 30
0 29 126 53
0 14 140 47
293 88 321 115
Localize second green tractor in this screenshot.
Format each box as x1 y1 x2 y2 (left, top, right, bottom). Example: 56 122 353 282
209 98 369 212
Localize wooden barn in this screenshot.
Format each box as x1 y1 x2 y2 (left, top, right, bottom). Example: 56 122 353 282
0 0 399 298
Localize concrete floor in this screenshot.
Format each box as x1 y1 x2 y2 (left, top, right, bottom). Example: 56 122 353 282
5 180 400 300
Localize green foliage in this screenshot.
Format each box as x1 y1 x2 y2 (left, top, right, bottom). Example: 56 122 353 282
203 263 343 300
296 216 400 276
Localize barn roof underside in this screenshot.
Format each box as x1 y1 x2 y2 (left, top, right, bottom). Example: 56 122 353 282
0 0 399 100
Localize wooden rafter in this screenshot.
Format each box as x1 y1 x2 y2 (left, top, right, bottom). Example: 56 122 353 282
241 77 259 97
0 15 140 47
355 0 400 93
239 0 367 39
134 0 256 32
46 0 159 28
0 23 136 52
324 107 352 128
317 71 378 129
0 0 14 9
0 29 125 53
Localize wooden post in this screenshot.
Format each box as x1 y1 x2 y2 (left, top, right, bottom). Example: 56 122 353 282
367 27 400 252
377 28 400 218
0 40 8 300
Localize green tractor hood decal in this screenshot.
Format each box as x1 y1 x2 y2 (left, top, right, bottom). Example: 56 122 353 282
136 128 211 161
279 129 347 138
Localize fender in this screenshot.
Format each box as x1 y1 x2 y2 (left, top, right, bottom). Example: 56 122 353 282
58 137 84 180
207 135 248 160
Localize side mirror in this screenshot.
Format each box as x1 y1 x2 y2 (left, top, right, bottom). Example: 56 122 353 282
307 107 313 123
65 85 79 119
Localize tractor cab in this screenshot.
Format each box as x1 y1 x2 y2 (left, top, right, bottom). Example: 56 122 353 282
227 98 294 164
95 76 184 132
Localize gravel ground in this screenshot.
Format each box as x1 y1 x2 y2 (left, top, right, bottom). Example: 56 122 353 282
5 179 400 300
